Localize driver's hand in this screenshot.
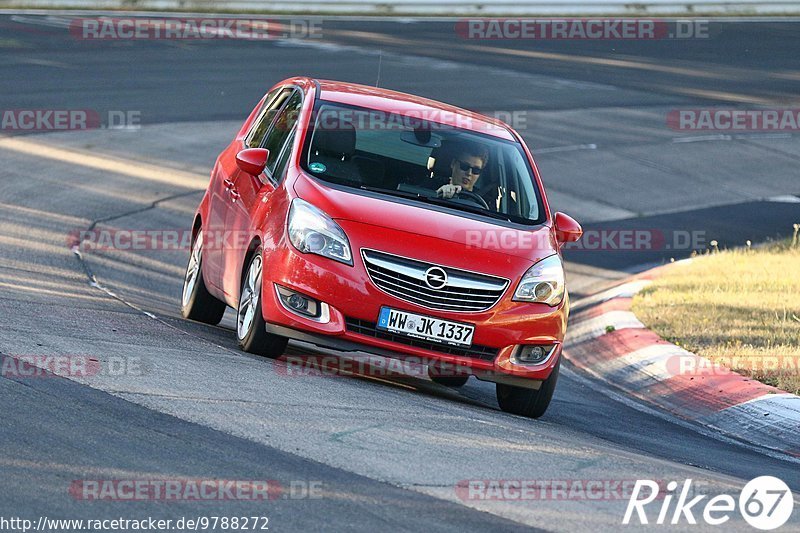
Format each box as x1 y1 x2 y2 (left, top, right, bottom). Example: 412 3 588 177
437 184 462 199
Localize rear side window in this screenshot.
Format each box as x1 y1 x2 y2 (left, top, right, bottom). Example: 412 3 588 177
263 91 303 173
245 88 292 148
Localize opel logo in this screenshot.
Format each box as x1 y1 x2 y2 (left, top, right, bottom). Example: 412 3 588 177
424 267 448 290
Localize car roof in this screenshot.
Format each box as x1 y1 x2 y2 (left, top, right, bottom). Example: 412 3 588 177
312 79 516 141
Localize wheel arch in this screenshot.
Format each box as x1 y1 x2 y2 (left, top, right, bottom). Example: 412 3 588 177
191 213 202 243
240 235 263 292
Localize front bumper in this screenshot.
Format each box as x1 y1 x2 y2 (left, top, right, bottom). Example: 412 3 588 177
260 234 568 381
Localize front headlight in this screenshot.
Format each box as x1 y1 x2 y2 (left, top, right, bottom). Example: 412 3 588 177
287 198 352 265
513 254 565 306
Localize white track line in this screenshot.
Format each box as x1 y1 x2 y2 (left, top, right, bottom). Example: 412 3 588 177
0 137 207 189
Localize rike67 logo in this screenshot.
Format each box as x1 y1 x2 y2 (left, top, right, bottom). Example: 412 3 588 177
624 477 794 530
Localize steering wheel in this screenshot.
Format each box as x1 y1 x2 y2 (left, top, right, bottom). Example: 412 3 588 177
454 189 490 210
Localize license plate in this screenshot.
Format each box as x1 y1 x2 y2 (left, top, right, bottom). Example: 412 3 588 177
377 307 474 347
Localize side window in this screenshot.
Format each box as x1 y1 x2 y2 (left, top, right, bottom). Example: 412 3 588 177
272 131 296 183
263 91 303 173
245 88 292 148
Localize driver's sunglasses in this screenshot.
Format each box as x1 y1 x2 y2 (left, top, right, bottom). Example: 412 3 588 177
457 160 484 175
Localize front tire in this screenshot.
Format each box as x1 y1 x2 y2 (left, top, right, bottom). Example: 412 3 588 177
496 358 560 419
181 229 226 325
237 248 287 358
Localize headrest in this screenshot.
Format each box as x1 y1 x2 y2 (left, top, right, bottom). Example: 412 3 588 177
429 141 459 177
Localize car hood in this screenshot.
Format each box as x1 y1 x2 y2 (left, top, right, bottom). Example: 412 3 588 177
292 173 558 264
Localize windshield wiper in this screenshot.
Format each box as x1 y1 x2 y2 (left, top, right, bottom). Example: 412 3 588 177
425 197 515 222
359 185 432 201
359 185 514 222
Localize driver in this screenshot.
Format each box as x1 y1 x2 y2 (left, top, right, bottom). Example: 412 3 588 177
436 142 489 200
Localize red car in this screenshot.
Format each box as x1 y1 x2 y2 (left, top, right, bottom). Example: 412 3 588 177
181 77 582 418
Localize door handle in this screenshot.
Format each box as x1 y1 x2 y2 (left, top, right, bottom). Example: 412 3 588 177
223 179 235 189
229 189 240 202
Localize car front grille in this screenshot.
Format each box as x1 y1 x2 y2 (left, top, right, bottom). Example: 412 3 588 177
345 317 499 361
361 249 509 313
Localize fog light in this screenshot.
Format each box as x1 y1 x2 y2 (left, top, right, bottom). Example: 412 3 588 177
287 293 308 311
512 344 556 365
275 285 328 321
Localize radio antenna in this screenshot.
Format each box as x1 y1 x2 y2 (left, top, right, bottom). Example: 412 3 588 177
375 51 382 88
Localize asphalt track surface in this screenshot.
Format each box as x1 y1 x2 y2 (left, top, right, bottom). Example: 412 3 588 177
1 13 799 532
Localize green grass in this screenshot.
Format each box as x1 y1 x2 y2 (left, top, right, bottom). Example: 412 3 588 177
632 235 800 395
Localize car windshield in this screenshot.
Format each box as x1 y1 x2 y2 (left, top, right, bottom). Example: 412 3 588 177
301 101 545 225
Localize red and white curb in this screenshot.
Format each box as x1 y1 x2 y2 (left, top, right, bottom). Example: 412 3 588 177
565 270 800 458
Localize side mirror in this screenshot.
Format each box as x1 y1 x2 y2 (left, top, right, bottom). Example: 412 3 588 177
236 148 269 176
554 212 583 245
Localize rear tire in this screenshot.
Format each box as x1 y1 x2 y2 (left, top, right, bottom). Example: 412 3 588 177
181 229 226 325
237 248 287 358
496 358 560 419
